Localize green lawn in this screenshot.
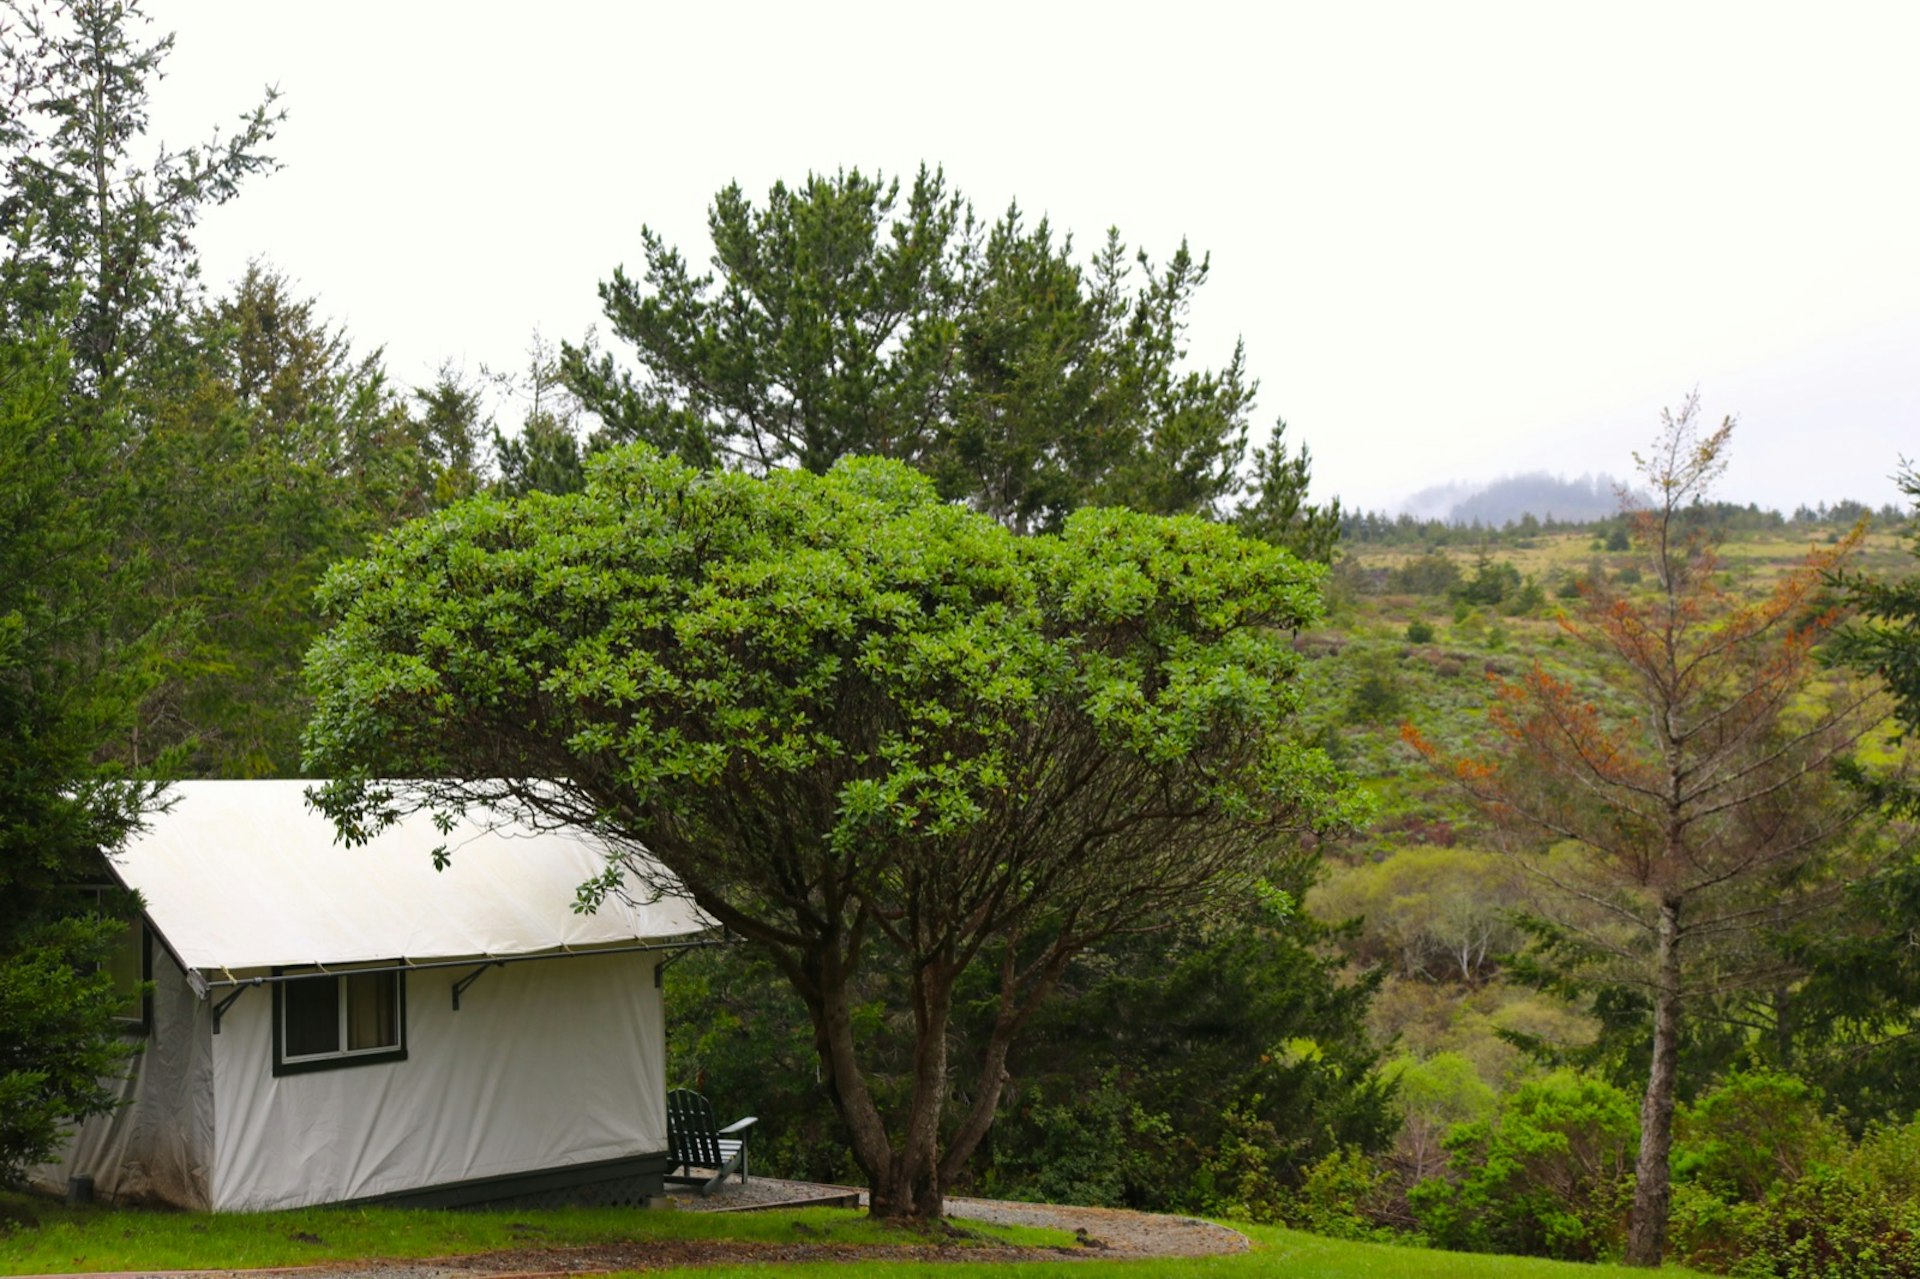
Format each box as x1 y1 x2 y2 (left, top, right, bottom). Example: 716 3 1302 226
612 1224 1714 1278
0 1194 1710 1278
0 1196 1062 1275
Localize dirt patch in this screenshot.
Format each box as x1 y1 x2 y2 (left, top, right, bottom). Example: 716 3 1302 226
943 1198 1248 1259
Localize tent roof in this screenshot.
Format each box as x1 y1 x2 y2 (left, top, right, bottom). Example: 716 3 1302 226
108 780 711 974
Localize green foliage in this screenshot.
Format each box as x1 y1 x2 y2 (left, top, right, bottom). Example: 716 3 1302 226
976 877 1395 1213
1410 1069 1639 1262
1405 619 1436 644
0 0 280 397
490 335 585 498
1276 1147 1401 1242
671 857 1396 1217
1831 464 1920 813
1664 1102 1920 1277
562 167 1259 530
664 943 859 1186
1674 1072 1843 1205
411 366 488 502
0 326 158 1178
1380 1052 1498 1186
1344 651 1406 726
976 1073 1175 1209
0 914 138 1178
1388 554 1463 597
1453 557 1523 609
303 445 1358 1215
1235 418 1341 564
1310 846 1521 986
1726 1164 1920 1279
122 264 435 774
1781 839 1920 1126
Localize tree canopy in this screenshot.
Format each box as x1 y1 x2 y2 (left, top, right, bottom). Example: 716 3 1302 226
560 167 1321 534
0 323 160 1177
304 446 1359 1218
0 0 279 399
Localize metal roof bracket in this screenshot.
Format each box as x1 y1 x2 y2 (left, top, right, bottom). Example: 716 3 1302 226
210 978 262 1034
451 961 503 1011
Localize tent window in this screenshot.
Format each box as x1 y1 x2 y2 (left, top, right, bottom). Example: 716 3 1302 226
273 967 407 1075
103 917 149 1031
74 884 149 1034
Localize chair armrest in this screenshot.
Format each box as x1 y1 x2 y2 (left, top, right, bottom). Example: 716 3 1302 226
718 1116 759 1136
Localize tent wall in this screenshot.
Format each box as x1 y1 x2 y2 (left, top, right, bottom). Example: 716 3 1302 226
29 945 215 1209
208 951 666 1212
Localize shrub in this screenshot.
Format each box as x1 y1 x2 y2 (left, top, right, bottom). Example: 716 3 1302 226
1405 619 1436 644
1667 1107 1920 1276
975 1073 1174 1207
1280 1147 1401 1241
1190 1101 1293 1221
1676 1071 1844 1204
1381 1052 1497 1186
1390 554 1461 596
1732 1166 1920 1279
1851 1118 1920 1202
1346 657 1406 724
1410 1068 1638 1262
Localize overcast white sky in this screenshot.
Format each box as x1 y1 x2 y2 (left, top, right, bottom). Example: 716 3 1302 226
144 1 1916 514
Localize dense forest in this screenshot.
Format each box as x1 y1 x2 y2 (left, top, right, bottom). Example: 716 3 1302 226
5 3 1919 1273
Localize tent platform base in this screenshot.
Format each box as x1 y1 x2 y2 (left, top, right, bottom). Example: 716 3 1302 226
351 1152 671 1211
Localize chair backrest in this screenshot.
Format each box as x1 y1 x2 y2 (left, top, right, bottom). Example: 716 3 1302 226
667 1088 724 1169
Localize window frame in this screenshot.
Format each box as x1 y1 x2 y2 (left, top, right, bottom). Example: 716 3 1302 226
76 883 152 1036
110 918 154 1036
271 964 408 1076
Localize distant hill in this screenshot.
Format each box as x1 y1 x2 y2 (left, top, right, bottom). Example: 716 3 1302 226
1402 472 1638 526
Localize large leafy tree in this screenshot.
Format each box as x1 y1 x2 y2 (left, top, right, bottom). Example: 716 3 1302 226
1405 397 1881 1266
562 168 1259 531
304 447 1359 1219
665 852 1396 1209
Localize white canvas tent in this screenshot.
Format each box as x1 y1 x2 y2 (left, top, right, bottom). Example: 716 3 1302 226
32 780 713 1212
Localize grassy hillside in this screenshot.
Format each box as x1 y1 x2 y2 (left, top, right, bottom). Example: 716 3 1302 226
1306 515 1906 1057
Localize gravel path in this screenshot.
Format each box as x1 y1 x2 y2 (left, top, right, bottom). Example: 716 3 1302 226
671 1174 1248 1259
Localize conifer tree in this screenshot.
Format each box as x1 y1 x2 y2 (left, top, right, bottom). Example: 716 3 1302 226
1405 396 1882 1265
563 168 1258 530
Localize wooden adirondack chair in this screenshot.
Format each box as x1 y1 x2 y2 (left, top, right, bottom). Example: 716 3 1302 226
665 1088 758 1194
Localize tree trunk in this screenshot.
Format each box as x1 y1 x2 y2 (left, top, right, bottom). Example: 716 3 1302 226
872 963 956 1220
1625 897 1683 1266
805 948 897 1208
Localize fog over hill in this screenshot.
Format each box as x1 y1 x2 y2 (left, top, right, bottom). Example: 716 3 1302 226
1399 472 1640 526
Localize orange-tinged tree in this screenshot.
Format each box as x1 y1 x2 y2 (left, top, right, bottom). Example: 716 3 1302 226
1404 396 1881 1266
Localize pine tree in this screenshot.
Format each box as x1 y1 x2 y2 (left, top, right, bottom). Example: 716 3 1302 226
1405 397 1882 1265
